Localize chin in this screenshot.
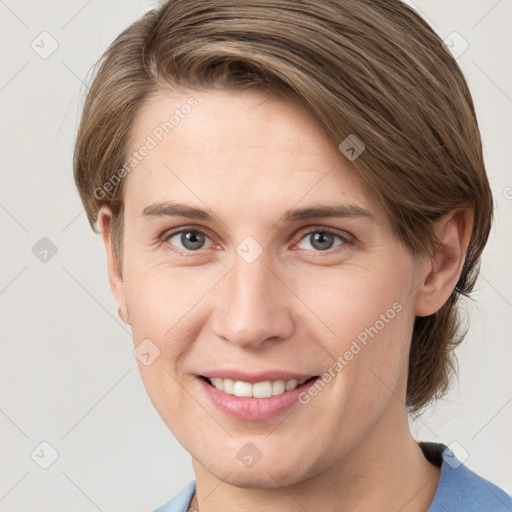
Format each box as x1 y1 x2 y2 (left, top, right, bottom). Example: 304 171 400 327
201 455 311 490
216 470 300 490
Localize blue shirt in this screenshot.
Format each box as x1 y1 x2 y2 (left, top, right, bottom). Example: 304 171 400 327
153 442 512 511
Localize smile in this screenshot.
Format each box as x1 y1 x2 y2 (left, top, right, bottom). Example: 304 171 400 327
201 376 317 398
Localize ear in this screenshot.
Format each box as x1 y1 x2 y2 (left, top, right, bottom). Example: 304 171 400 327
97 206 130 325
414 207 474 317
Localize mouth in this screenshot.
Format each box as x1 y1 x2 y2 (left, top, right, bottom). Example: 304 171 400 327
197 373 322 420
199 375 319 398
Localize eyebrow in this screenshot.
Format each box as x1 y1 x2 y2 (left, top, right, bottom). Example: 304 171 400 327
142 201 374 223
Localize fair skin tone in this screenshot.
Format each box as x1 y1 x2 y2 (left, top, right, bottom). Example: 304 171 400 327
98 90 472 512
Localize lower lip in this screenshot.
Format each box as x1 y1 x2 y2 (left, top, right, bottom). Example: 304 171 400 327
197 376 318 421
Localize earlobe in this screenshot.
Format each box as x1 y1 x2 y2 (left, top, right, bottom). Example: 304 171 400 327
414 208 474 317
98 207 130 325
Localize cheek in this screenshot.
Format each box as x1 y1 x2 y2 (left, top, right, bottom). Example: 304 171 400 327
124 273 178 349
122 257 227 387
294 258 412 349
123 256 208 338
122 262 206 432
295 254 415 407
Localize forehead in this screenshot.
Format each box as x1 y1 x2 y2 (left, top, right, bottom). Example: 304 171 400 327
123 89 379 219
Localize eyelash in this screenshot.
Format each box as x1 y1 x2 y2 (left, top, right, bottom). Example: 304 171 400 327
160 225 352 257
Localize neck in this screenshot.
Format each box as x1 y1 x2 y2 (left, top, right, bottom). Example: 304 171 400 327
190 401 441 512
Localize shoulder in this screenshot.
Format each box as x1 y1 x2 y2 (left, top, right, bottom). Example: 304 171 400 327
153 480 196 512
422 442 512 512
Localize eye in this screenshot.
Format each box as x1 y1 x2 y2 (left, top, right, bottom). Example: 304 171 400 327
164 228 213 253
162 226 350 256
296 229 348 252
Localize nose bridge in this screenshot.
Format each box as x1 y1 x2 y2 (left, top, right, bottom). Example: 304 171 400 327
213 250 294 348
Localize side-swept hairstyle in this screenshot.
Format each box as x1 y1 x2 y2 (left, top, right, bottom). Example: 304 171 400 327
73 0 493 412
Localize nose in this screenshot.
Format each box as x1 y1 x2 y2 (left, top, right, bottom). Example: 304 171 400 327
211 252 295 350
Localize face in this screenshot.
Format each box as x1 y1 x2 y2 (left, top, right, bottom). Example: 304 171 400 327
105 89 425 488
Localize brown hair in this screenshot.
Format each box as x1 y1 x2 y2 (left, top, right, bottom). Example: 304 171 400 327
73 0 493 413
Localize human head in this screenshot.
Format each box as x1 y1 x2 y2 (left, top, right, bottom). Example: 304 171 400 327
73 0 492 423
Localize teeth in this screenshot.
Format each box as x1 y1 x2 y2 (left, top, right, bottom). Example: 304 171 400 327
207 377 309 397
285 379 298 391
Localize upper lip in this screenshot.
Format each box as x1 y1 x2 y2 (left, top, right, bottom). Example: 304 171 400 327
199 370 318 383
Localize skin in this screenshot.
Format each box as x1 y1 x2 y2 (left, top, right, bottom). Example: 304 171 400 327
98 89 473 512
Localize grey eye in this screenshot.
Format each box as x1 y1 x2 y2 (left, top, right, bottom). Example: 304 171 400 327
298 231 344 251
168 230 211 251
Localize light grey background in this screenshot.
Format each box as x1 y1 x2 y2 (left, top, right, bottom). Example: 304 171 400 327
0 1 511 510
